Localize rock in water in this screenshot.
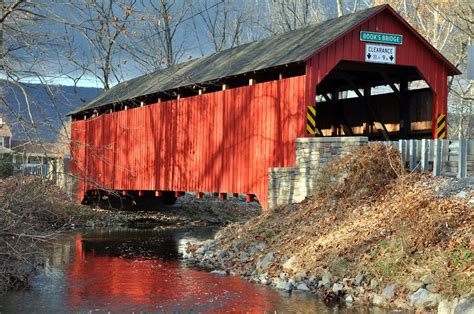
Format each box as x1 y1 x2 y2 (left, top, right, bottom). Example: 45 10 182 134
296 282 310 291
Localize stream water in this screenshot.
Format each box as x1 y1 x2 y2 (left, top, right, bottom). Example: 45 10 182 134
0 228 386 313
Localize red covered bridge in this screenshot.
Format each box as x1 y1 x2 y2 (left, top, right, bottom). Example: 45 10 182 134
70 5 460 210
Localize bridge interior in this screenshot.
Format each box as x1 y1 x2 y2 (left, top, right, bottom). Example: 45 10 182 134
314 61 433 140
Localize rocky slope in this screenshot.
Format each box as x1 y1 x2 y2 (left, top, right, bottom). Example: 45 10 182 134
185 144 474 313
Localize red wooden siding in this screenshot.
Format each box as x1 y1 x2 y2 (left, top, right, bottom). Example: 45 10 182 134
304 9 450 139
71 75 306 210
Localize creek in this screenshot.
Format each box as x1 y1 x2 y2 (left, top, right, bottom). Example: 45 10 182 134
0 227 379 313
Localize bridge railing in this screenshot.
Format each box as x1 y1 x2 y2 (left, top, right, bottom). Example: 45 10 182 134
373 139 474 178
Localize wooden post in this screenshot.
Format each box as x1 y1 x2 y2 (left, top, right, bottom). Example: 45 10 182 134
198 89 203 95
399 80 409 139
140 101 144 107
278 73 283 80
458 139 468 178
155 191 163 197
222 84 228 91
157 98 161 103
124 106 128 110
249 79 256 86
331 92 338 136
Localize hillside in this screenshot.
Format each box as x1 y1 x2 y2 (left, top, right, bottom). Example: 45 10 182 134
0 82 102 142
186 144 474 312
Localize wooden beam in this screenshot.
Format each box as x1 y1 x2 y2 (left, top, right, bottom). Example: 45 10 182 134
380 72 401 98
399 79 409 139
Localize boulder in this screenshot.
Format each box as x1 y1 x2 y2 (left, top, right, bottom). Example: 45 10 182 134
282 256 297 271
273 277 287 290
319 273 333 289
256 252 274 271
405 279 425 293
420 274 435 285
382 283 398 300
370 278 379 289
210 270 227 276
409 288 440 309
438 298 458 314
248 242 266 255
332 283 344 294
296 282 310 291
372 294 387 307
355 274 366 286
285 279 295 292
345 295 354 304
454 294 474 314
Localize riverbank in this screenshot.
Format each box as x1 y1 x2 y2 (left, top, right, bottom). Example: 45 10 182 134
0 175 260 294
80 194 261 228
185 144 474 313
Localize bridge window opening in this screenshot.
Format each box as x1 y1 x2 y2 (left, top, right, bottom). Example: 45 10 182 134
314 61 433 140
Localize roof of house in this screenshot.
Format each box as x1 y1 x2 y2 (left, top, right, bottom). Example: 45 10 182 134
0 123 12 137
71 4 459 116
11 140 65 158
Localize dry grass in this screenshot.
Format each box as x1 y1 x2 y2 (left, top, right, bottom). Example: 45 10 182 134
0 175 84 293
215 144 473 296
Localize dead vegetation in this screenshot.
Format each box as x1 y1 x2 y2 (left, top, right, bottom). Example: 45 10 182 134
214 144 473 296
0 175 84 294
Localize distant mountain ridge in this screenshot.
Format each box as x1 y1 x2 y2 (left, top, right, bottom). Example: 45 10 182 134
0 82 102 142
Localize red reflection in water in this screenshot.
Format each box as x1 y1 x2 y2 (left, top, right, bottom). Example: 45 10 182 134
66 234 280 312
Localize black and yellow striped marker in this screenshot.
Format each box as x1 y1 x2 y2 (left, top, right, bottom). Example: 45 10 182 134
307 105 317 135
437 114 446 139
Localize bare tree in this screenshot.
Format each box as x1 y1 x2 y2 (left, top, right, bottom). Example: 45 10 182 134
62 0 138 90
337 0 344 17
257 0 326 36
193 0 248 54
374 0 473 138
124 0 192 72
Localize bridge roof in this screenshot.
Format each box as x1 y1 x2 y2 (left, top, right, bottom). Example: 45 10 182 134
71 4 458 115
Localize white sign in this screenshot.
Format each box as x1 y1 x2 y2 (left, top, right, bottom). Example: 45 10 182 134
365 43 396 64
